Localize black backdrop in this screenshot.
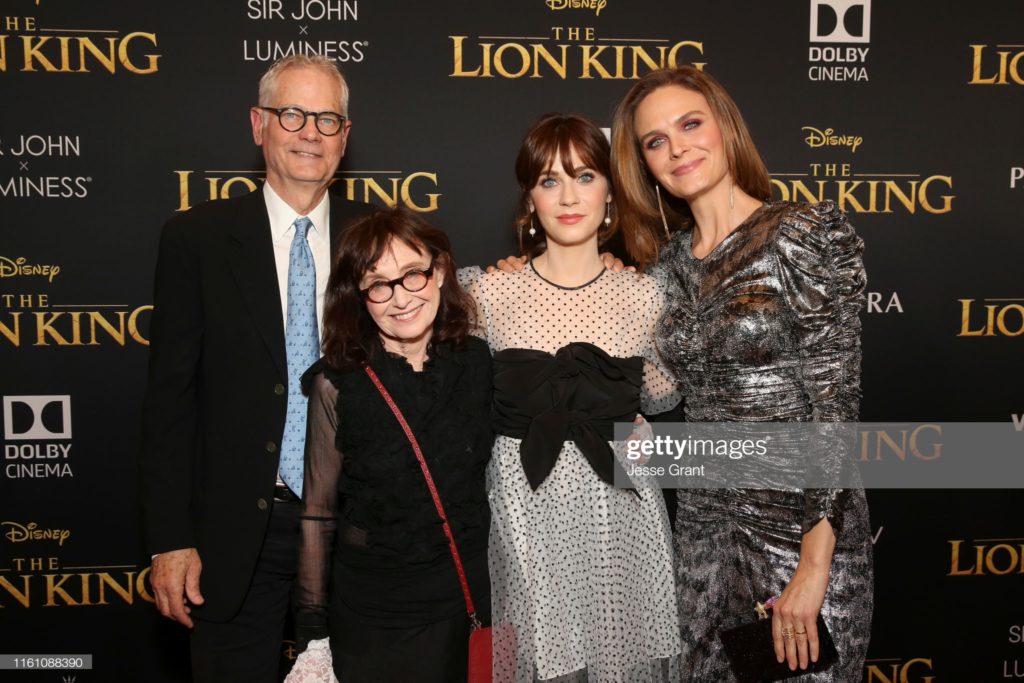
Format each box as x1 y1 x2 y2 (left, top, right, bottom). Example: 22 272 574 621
2 1 1022 681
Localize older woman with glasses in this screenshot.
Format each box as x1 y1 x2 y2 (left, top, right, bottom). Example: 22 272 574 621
290 207 493 682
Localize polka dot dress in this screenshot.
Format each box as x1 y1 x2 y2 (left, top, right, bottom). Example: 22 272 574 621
468 265 681 682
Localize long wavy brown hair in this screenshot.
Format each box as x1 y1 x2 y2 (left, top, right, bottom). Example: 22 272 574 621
611 67 772 270
321 207 476 369
514 112 617 259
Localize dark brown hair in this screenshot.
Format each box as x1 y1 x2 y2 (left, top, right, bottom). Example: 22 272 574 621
321 206 475 369
611 67 772 269
514 112 617 259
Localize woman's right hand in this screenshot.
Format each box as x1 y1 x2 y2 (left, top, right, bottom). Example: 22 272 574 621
284 638 338 683
486 255 528 273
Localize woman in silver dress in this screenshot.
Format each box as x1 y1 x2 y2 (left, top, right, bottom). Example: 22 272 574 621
611 67 873 681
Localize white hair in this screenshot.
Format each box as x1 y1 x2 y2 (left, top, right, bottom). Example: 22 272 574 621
258 54 350 115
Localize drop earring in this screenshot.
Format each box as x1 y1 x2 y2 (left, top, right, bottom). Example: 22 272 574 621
655 185 670 239
529 215 537 237
729 183 735 209
604 201 612 227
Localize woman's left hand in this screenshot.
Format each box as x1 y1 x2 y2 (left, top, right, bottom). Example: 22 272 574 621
627 414 654 463
772 518 836 671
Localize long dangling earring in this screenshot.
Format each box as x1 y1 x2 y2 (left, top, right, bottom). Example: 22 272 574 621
604 201 612 227
655 185 670 239
529 214 537 237
729 183 735 210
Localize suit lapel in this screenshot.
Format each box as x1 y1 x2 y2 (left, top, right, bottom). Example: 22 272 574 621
226 191 288 381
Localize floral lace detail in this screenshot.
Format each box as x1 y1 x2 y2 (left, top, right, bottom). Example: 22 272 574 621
284 638 338 683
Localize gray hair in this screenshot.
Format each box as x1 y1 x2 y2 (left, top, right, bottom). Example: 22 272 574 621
258 54 350 116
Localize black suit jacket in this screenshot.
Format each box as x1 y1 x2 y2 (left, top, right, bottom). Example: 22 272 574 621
139 188 374 622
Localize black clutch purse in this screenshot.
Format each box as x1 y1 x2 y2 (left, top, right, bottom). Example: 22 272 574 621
720 611 838 682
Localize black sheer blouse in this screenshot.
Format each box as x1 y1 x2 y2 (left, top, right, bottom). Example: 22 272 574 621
294 337 493 644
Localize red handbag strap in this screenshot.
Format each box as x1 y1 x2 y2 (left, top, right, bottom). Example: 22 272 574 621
363 363 481 629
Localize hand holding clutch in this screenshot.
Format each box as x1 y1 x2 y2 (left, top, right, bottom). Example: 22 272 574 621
720 598 838 682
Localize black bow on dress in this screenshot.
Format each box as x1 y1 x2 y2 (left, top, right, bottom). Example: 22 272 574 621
492 342 643 491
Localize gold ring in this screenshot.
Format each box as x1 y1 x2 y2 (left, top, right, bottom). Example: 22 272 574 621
781 626 795 640
795 629 807 635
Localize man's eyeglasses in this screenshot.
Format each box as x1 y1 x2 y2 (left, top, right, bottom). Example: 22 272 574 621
258 106 348 136
360 264 435 304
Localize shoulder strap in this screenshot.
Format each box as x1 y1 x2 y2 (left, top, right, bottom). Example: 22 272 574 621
363 363 481 629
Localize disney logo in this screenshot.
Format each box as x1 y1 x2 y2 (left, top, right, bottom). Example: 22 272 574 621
0 256 61 282
546 0 607 17
2 521 71 546
802 126 863 153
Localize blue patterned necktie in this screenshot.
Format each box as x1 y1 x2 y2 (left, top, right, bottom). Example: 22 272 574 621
279 216 318 497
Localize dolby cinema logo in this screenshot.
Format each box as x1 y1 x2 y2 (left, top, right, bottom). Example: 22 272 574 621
3 395 74 480
3 395 71 440
808 0 871 82
810 0 870 43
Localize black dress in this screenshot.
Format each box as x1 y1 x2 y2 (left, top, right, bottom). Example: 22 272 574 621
294 337 494 682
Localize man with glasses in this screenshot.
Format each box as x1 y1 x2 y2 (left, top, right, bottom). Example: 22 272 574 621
140 54 373 682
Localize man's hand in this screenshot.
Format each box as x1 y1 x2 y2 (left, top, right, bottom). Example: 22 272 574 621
151 547 204 628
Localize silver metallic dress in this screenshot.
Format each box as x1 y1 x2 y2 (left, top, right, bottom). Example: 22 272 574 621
654 200 874 681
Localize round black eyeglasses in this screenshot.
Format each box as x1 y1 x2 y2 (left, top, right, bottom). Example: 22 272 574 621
360 264 435 304
258 106 348 136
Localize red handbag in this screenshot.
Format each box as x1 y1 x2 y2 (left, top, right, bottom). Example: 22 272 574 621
364 364 492 683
